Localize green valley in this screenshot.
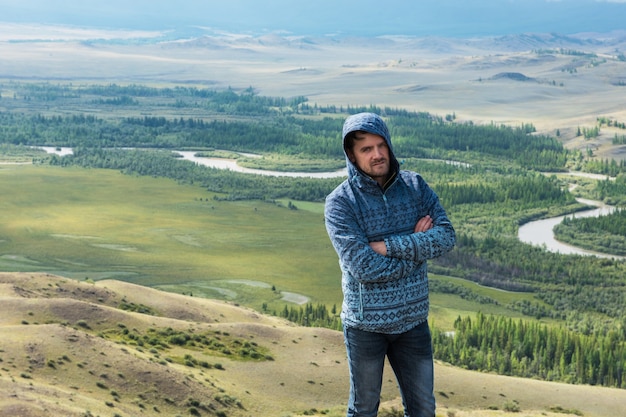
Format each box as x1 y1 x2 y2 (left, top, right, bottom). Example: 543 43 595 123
1 81 626 391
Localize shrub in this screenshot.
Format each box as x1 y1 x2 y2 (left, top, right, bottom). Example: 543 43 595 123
76 320 91 329
550 406 583 416
503 400 520 412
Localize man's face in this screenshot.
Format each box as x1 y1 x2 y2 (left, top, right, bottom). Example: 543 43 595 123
347 132 390 185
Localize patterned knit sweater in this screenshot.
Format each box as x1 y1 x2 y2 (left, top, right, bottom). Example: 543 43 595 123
324 113 456 334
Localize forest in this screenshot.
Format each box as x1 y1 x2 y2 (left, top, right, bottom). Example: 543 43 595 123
1 81 625 389
434 313 626 388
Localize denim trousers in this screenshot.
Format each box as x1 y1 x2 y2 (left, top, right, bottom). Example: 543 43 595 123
343 321 435 417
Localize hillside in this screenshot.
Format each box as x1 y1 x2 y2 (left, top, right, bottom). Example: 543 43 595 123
1 272 625 417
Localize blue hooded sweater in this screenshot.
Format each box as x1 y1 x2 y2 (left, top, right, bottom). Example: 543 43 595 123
324 113 456 334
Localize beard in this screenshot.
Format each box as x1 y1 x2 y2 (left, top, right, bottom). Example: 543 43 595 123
361 158 389 183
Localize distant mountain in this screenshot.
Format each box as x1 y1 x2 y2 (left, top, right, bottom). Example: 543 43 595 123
2 0 626 38
162 30 626 56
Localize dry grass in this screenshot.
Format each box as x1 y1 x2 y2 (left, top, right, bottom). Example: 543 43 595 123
1 272 625 417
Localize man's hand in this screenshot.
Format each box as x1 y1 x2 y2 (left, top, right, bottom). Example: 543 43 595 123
369 240 387 256
369 215 434 255
414 215 433 233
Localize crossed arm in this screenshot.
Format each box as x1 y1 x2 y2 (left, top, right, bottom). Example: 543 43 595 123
369 215 433 256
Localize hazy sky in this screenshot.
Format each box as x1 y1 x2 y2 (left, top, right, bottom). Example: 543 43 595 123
1 0 625 37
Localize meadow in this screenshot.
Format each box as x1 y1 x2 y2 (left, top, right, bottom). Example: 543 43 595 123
0 163 536 331
0 164 342 312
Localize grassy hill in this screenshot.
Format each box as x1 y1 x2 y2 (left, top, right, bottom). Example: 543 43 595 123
2 272 625 417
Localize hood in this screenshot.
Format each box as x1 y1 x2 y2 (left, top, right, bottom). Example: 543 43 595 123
342 112 400 187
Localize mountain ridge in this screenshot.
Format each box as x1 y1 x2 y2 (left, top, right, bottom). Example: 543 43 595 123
4 25 626 53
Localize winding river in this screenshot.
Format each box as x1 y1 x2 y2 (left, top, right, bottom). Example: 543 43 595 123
518 198 622 260
39 147 621 260
174 150 347 178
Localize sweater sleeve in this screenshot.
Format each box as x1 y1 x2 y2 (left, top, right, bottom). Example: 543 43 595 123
385 181 456 262
325 193 419 284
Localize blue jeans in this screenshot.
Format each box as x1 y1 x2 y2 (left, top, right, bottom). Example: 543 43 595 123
343 321 435 417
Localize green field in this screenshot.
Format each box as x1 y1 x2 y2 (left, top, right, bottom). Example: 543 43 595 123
1 163 553 330
0 164 340 313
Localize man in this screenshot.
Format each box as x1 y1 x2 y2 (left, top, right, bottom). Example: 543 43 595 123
324 112 456 417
